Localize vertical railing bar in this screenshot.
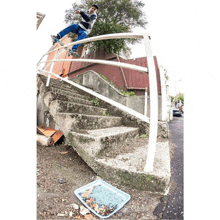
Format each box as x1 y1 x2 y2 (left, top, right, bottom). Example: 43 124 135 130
43 48 66 76
116 55 129 88
143 34 159 173
46 48 62 87
144 88 148 116
159 66 167 121
37 44 67 69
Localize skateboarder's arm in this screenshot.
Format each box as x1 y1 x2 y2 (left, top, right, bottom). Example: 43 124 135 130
80 11 96 22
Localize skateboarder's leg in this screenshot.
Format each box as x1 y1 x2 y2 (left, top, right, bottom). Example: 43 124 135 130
72 29 87 51
58 24 79 39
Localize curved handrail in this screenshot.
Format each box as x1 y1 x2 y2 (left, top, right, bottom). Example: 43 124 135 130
37 32 144 66
41 58 148 73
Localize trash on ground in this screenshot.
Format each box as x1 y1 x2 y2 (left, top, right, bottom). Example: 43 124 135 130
58 178 66 184
84 213 95 220
74 180 130 219
59 151 68 155
80 205 90 215
57 212 68 217
37 125 63 145
72 203 79 210
37 134 53 146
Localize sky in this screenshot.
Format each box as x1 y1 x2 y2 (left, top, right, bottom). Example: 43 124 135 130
35 0 192 96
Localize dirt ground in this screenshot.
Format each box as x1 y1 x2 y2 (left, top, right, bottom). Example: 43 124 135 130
37 142 163 220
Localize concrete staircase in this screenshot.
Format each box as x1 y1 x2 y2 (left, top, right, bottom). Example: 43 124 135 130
37 74 170 193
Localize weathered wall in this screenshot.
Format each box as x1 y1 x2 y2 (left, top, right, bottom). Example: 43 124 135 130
70 70 163 120
37 78 57 129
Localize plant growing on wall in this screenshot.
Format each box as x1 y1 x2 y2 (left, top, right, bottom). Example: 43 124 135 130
64 0 148 55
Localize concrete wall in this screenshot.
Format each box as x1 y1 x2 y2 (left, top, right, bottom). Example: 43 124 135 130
37 81 58 129
70 70 163 120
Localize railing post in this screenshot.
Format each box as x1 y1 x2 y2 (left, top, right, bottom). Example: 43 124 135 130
46 49 59 87
159 66 167 121
144 88 148 116
143 34 158 173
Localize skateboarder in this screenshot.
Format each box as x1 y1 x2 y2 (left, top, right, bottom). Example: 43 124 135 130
51 4 99 57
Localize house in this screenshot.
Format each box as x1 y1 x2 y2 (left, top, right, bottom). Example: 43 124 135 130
37 12 46 30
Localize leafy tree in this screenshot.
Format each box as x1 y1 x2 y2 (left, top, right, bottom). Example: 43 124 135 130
64 0 148 55
172 93 184 104
176 93 184 103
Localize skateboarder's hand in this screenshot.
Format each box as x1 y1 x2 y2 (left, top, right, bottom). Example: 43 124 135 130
75 10 80 14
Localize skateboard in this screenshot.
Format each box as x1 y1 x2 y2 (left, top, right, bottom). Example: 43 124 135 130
51 35 84 58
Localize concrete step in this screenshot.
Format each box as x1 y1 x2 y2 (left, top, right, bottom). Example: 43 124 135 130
95 140 171 192
44 91 93 107
68 133 171 192
49 87 86 99
39 75 73 89
39 75 88 99
54 113 122 136
47 82 79 94
69 126 139 157
49 100 107 116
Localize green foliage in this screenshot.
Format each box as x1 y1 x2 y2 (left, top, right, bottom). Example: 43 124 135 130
139 134 147 138
164 69 169 81
65 0 148 55
120 90 136 96
172 93 184 103
176 93 184 103
92 97 100 106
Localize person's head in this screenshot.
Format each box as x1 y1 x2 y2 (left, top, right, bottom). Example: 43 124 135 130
89 4 99 14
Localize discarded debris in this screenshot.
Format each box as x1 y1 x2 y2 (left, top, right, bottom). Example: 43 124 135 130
58 178 66 184
37 125 63 146
92 176 102 181
74 180 130 218
84 213 95 220
80 205 90 215
72 203 79 210
57 212 68 217
59 151 68 155
37 134 53 146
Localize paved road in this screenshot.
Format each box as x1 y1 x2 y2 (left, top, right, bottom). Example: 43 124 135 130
154 115 184 219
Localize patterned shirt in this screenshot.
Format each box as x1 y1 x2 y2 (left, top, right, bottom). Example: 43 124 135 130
79 10 97 34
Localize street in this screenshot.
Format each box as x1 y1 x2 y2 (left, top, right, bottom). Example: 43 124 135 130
154 115 184 219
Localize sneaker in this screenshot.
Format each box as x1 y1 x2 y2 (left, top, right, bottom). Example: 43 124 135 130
51 35 60 44
69 49 79 58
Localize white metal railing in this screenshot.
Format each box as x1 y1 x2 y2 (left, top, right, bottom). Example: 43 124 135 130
37 32 158 173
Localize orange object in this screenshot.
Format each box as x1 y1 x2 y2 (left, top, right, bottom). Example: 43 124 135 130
37 126 63 144
52 130 63 144
37 127 56 137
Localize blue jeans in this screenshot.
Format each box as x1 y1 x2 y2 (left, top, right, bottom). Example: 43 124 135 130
58 24 87 51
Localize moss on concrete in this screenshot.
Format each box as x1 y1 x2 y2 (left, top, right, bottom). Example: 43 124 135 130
68 132 167 192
